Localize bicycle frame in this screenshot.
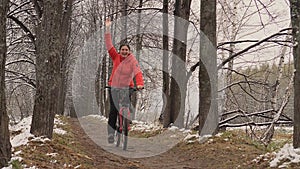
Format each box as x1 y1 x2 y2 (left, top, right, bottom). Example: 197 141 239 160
118 107 130 132
111 87 132 150
106 86 141 150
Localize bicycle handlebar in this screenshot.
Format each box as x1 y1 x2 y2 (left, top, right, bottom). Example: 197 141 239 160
105 86 144 91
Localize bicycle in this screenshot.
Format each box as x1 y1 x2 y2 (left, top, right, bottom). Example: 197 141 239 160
106 86 141 150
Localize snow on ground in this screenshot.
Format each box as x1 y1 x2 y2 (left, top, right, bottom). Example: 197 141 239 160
3 114 300 168
9 116 34 147
83 114 163 132
184 133 200 143
269 144 300 168
131 119 163 132
82 114 108 122
2 115 67 169
252 143 300 168
227 126 294 133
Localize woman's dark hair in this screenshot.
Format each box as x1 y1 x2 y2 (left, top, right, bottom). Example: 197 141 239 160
119 44 131 51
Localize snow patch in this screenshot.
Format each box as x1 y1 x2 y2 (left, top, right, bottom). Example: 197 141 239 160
10 117 33 147
168 126 179 131
131 120 162 132
83 114 108 122
54 128 67 135
269 143 300 168
199 135 213 143
184 133 199 143
2 115 68 169
46 153 58 157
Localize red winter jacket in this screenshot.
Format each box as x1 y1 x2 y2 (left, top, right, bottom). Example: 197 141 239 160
105 33 144 88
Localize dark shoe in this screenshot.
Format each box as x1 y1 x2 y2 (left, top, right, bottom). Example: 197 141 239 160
108 134 114 144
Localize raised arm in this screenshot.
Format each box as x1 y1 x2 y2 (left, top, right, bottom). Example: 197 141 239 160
105 18 118 59
105 19 111 32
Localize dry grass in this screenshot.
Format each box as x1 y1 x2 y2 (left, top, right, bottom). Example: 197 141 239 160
12 117 297 169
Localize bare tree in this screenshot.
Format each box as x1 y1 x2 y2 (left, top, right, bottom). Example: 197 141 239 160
162 0 171 127
167 0 192 128
219 0 239 131
5 1 36 121
0 0 12 167
131 0 144 120
121 0 129 43
291 0 300 148
57 0 74 115
199 0 217 135
30 0 73 139
210 0 295 145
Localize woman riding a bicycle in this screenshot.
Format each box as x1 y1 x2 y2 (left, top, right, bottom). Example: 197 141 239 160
105 18 144 144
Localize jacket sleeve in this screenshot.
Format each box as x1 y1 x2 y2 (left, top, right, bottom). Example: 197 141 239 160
105 33 118 60
132 57 144 86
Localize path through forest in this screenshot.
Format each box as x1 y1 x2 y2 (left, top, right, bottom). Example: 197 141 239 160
69 116 271 169
77 116 186 158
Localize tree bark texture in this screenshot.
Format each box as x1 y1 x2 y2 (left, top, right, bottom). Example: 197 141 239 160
0 0 12 167
162 0 171 127
57 0 74 115
169 0 192 128
199 0 218 136
31 0 65 139
291 0 300 148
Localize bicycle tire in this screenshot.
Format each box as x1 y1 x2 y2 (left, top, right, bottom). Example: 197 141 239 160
115 111 121 147
115 128 121 147
122 116 129 150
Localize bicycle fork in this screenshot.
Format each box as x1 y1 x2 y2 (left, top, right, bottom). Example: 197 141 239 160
118 107 131 132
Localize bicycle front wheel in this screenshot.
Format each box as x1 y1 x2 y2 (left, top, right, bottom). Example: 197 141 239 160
115 128 121 147
122 115 129 150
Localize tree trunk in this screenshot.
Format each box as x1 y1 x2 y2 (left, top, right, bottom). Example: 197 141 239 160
199 0 218 136
0 0 12 167
161 0 171 127
101 3 108 117
121 0 128 43
169 0 192 128
31 0 65 139
96 62 101 112
69 96 77 118
291 0 300 148
222 0 238 129
57 0 74 115
131 0 143 121
95 2 105 116
101 55 107 116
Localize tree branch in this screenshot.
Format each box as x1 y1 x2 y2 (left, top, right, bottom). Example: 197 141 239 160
107 7 162 17
6 59 35 66
7 15 35 43
217 28 293 69
5 70 36 88
219 121 292 128
30 0 43 18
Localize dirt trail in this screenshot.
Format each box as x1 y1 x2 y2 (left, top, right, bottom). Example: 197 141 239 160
76 116 187 158
69 117 268 169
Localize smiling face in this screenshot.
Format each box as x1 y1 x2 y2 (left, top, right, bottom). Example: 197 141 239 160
119 45 130 58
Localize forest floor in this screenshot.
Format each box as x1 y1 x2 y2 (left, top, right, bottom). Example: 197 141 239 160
10 115 300 169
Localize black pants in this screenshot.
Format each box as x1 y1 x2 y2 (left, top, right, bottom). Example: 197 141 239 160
107 88 133 135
